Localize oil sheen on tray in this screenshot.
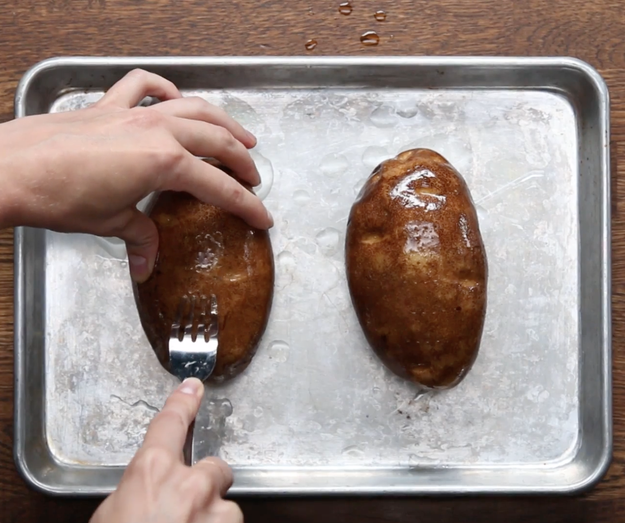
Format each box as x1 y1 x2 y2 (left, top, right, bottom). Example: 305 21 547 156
44 87 578 470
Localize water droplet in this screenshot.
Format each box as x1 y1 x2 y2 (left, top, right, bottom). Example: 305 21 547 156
250 150 274 200
267 340 290 363
372 386 381 395
395 99 419 119
315 228 340 256
341 445 365 457
120 261 128 268
338 1 352 14
374 10 386 21
296 238 317 255
305 39 317 51
207 398 233 418
362 146 388 168
277 251 296 272
370 105 396 127
320 153 349 176
253 406 264 417
293 189 311 204
476 205 489 228
360 31 379 46
220 399 233 417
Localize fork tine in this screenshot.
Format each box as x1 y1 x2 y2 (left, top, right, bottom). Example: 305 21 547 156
197 295 208 342
183 295 196 339
208 294 219 338
210 293 218 317
170 296 187 341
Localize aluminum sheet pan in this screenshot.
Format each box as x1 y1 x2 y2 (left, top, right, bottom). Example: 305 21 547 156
13 56 611 496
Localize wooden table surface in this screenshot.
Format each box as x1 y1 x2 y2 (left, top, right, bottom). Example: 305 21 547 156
0 0 624 521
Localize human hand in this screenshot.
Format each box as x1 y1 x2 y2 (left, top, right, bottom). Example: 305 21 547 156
90 377 242 523
0 68 272 282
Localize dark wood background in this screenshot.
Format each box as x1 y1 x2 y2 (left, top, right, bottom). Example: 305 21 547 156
0 0 624 521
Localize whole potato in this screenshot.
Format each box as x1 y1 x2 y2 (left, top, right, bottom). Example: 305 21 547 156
134 188 274 382
345 148 487 389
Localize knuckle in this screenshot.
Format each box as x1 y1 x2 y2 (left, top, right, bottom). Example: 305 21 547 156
106 221 126 239
213 126 237 149
216 501 244 523
181 468 217 499
186 95 208 110
225 181 247 209
128 67 149 81
154 142 187 172
103 210 134 238
129 446 175 478
185 96 221 117
128 107 164 128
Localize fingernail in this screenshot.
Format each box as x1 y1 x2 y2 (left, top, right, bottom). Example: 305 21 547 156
179 377 204 398
266 208 274 227
246 130 257 147
128 254 148 282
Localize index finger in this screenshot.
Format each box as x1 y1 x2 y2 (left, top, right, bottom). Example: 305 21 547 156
152 96 257 149
96 68 182 109
142 378 205 457
172 158 273 230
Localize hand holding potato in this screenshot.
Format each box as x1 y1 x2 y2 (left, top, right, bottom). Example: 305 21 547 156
0 68 273 282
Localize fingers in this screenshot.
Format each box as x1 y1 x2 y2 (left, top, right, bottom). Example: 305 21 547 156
142 378 205 457
97 69 182 109
208 500 244 523
153 96 257 149
193 457 234 497
165 117 260 187
114 209 159 283
172 157 273 230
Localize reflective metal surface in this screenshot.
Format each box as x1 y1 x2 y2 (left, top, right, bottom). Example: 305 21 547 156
168 294 220 465
13 56 611 496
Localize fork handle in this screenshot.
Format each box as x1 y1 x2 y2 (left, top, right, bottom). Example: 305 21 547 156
183 418 195 466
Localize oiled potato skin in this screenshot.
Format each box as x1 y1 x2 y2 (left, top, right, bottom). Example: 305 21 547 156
134 190 274 382
346 148 487 389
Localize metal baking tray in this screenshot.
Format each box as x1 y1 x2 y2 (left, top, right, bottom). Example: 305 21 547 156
14 56 611 496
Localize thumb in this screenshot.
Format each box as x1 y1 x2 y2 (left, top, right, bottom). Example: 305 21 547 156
117 209 159 283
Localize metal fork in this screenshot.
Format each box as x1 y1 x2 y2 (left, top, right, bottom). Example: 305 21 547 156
169 294 219 465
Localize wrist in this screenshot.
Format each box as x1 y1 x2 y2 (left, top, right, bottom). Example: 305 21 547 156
0 158 24 230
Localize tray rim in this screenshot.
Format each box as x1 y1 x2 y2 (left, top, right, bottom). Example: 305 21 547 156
12 55 612 497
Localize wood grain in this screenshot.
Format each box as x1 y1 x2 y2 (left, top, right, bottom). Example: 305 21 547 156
0 0 623 521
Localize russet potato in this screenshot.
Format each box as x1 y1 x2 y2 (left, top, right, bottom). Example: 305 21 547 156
345 148 487 389
134 189 274 382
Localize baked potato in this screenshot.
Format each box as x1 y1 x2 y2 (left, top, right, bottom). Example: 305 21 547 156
134 187 274 382
345 148 487 389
